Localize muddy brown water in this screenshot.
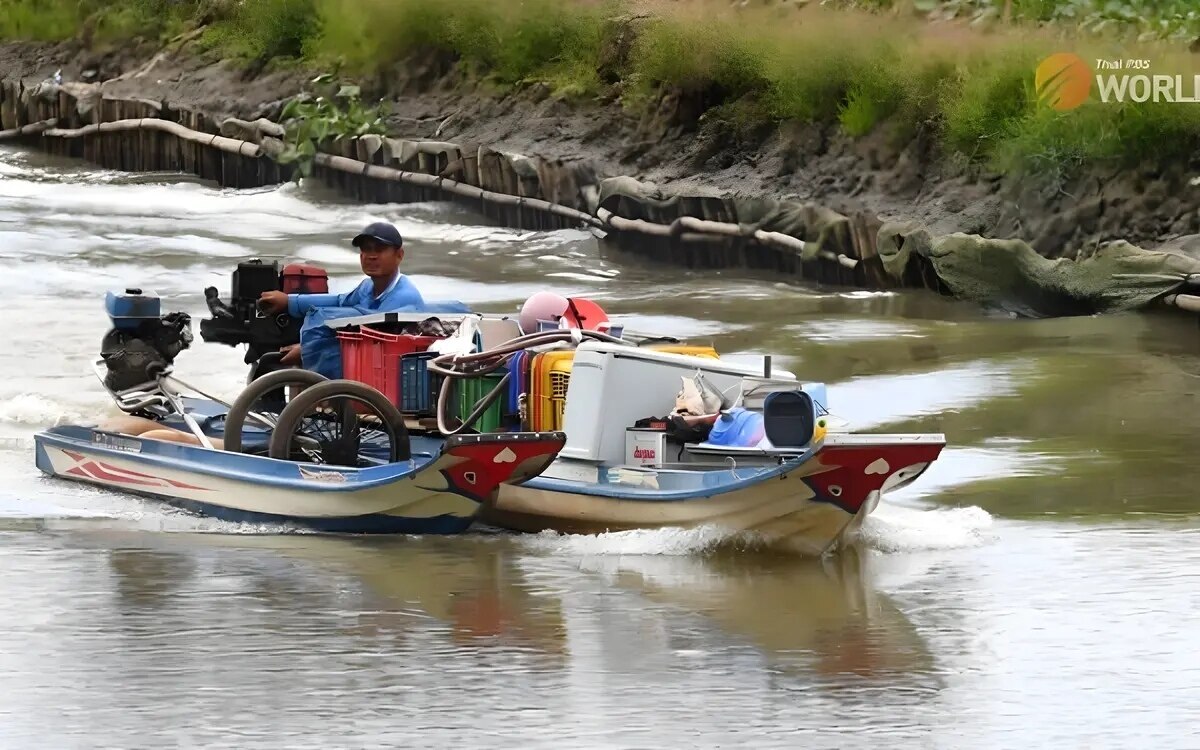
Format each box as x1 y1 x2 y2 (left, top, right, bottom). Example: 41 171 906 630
2 145 1199 748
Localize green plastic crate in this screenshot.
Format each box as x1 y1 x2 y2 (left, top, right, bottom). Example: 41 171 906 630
452 373 506 433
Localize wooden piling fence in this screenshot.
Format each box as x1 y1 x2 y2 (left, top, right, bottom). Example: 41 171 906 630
0 79 901 290
2 77 1199 317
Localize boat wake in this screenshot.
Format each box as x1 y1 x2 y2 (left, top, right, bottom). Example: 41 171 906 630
0 393 107 428
849 501 997 553
0 443 306 535
520 525 774 557
0 488 309 536
519 502 997 558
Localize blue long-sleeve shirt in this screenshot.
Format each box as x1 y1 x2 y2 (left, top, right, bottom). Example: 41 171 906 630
286 272 424 318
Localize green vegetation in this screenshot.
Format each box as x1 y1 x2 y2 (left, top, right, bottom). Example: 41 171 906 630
833 0 1200 43
0 0 195 43
2 0 1197 182
0 0 78 41
307 0 615 94
277 76 389 177
203 0 319 63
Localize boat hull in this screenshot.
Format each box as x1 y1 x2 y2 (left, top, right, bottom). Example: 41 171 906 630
481 434 946 555
35 425 566 534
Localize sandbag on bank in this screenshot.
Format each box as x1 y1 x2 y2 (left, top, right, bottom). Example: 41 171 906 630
598 174 1200 318
877 226 1200 317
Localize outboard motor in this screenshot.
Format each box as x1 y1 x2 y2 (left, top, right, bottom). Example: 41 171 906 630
99 288 193 392
199 259 328 376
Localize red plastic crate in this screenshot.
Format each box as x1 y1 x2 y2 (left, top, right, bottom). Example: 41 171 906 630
340 326 439 405
336 329 364 380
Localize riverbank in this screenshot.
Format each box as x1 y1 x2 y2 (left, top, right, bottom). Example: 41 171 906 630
3 1 1200 320
2 1 1198 256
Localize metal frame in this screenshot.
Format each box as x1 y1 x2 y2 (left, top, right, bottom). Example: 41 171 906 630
91 358 275 451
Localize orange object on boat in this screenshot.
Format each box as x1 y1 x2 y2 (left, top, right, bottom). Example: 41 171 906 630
529 351 576 432
560 298 609 331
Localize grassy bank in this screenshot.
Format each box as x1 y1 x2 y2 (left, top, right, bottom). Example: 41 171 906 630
3 0 1198 183
829 0 1198 42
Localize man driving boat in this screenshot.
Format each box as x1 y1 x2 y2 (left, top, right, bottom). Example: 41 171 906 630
258 221 423 366
96 221 461 449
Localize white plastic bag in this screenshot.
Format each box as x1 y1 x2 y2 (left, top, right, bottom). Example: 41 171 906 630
674 371 727 416
428 315 481 356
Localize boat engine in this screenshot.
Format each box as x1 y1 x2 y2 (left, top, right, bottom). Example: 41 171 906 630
99 289 194 392
199 259 328 368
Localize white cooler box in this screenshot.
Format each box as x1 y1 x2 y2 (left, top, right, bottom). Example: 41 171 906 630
625 428 668 467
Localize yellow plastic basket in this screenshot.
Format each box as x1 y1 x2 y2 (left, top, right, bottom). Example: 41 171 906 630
530 351 575 432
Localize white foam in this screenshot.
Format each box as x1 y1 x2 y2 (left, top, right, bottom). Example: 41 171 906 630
0 468 311 533
520 524 768 557
849 501 997 553
543 271 615 283
518 501 998 559
837 290 898 299
0 498 306 534
0 393 103 427
125 511 310 536
0 437 34 451
0 258 227 297
0 171 544 250
0 501 116 520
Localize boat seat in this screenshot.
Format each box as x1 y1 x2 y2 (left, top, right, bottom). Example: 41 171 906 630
762 390 815 448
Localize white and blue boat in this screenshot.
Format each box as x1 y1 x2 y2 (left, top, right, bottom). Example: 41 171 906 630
35 416 564 535
32 284 566 534
34 260 946 553
470 342 946 556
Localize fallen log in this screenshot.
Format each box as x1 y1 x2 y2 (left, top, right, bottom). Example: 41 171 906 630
42 118 262 158
0 118 57 139
594 207 857 268
311 151 604 228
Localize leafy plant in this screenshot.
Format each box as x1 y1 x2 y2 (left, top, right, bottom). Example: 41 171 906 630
277 75 390 178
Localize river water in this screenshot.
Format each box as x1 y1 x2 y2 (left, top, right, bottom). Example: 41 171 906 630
1 144 1198 748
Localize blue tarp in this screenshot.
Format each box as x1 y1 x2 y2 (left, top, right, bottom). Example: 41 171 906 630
703 407 770 449
298 301 471 380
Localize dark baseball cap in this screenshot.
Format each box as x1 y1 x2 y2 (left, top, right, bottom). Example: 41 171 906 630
352 221 403 248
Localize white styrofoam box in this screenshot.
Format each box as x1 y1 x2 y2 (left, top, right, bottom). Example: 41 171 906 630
625 429 667 467
561 342 795 463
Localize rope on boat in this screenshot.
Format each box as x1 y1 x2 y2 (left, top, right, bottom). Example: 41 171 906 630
425 328 628 435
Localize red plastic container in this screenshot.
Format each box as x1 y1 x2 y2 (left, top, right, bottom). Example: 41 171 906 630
342 326 439 405
281 263 329 294
336 329 364 381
